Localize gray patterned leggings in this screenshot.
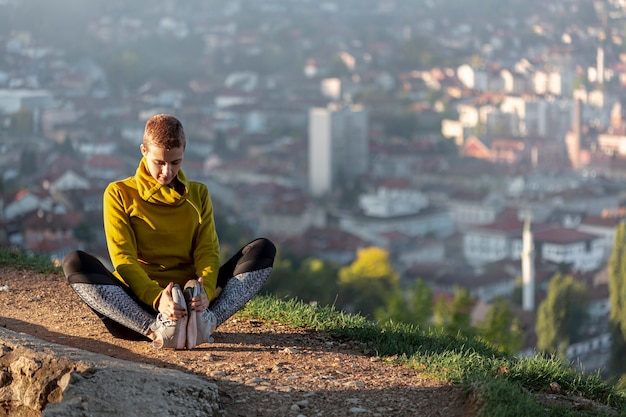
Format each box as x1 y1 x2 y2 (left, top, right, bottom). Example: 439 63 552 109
62 238 276 340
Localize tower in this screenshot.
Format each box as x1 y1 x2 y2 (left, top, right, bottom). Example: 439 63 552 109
521 216 535 312
597 46 605 85
567 98 582 170
308 103 368 196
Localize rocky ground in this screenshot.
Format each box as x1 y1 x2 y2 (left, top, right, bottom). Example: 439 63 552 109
0 267 474 417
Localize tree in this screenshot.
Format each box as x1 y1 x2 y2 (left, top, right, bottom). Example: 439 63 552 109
292 257 339 306
477 297 524 354
261 250 296 299
337 247 399 317
609 222 626 374
610 223 626 336
432 285 474 336
261 251 339 307
375 278 433 327
20 148 38 176
535 272 589 358
73 222 95 244
11 108 34 137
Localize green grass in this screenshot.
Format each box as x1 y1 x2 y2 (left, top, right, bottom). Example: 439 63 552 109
0 245 61 273
241 295 626 417
2 246 625 416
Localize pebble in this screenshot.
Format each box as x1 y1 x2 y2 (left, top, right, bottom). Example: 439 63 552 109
349 407 369 413
246 377 266 385
0 285 11 291
344 381 365 388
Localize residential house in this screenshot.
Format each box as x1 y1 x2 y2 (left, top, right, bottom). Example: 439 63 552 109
551 187 621 216
406 259 518 302
445 189 506 229
389 235 445 270
358 183 428 218
577 215 620 260
457 64 489 91
453 263 519 302
337 205 454 245
277 227 368 265
84 154 127 181
531 228 605 272
2 190 53 223
500 68 527 95
259 197 326 238
462 217 533 267
22 210 83 261
47 169 90 193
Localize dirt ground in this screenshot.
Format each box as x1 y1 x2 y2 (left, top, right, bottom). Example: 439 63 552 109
0 266 474 417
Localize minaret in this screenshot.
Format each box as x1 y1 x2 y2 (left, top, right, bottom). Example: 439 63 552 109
569 98 582 170
522 216 535 312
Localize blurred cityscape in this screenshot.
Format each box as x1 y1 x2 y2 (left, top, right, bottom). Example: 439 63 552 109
2 0 626 373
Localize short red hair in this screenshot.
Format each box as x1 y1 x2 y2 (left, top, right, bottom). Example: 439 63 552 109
143 114 186 150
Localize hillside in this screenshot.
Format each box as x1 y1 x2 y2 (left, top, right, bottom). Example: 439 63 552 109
0 266 471 416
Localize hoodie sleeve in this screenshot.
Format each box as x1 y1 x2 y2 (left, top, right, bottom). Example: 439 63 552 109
191 184 220 300
103 182 164 309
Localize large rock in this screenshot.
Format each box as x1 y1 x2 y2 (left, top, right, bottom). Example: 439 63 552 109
0 327 219 417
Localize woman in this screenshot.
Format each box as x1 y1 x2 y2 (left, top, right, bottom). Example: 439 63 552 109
62 114 275 349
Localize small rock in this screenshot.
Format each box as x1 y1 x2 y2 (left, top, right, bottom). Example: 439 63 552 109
0 285 11 292
282 347 300 354
547 381 563 394
246 377 265 385
0 370 10 387
349 407 369 413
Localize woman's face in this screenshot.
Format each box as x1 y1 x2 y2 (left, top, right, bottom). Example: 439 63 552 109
140 143 184 185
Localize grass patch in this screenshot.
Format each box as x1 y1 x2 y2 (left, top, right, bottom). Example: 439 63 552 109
242 295 626 417
0 245 61 273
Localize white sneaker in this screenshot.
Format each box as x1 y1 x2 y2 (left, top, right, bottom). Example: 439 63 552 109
183 279 217 349
150 284 187 349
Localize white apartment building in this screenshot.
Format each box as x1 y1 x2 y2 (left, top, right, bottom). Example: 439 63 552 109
463 223 519 267
308 103 368 196
338 206 454 244
358 187 429 218
532 228 605 272
464 222 605 270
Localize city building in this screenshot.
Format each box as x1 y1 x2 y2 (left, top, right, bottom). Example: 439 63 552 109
308 103 368 196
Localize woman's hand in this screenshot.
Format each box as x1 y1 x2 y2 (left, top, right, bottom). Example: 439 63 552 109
188 277 211 312
157 282 187 320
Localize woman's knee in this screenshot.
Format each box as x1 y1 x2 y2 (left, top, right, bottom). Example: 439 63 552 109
244 238 276 259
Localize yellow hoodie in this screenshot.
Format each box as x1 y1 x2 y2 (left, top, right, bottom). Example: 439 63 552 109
103 157 220 310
